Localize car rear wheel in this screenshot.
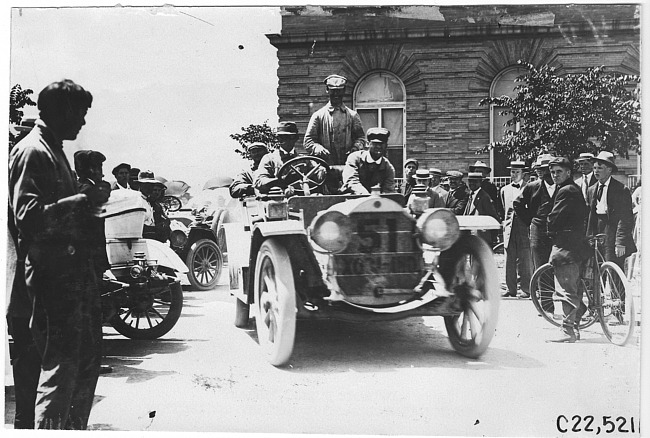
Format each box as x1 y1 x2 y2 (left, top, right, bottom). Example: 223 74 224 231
186 238 223 291
442 234 500 358
110 279 183 340
254 238 296 366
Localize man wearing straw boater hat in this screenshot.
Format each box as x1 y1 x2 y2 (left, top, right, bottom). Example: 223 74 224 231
465 171 499 244
501 160 532 298
574 152 597 201
585 151 636 271
469 159 502 219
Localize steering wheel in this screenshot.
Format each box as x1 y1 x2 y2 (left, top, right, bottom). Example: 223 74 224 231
277 156 330 195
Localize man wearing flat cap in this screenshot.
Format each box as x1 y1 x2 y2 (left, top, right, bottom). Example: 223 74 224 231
546 157 590 342
229 142 268 199
401 158 418 199
428 168 449 204
500 160 532 298
586 151 636 271
256 121 327 196
111 162 132 191
513 153 557 277
444 170 469 215
341 127 395 195
138 170 171 242
304 74 366 166
574 152 597 202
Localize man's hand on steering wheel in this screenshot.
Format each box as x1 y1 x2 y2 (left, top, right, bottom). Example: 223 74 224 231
277 156 330 196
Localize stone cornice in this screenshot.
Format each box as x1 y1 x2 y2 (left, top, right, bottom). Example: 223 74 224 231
267 20 639 47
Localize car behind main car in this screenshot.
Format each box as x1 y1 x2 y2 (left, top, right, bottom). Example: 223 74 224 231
224 156 501 366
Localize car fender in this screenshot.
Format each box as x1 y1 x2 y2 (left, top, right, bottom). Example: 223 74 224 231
143 239 189 273
456 215 501 231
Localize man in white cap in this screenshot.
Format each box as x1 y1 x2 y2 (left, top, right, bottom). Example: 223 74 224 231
586 151 636 270
513 153 556 276
500 160 532 298
428 168 449 204
444 170 469 215
304 74 366 166
401 158 419 199
574 152 597 201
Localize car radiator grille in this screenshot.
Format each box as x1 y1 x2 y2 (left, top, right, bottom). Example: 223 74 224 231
332 211 423 305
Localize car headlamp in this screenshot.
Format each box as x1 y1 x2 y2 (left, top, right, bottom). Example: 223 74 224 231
130 264 145 279
170 229 188 249
266 200 289 220
310 210 352 253
416 208 460 251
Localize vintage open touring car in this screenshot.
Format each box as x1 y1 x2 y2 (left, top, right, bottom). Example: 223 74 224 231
223 156 501 366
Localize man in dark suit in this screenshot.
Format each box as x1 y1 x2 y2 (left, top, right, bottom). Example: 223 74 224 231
586 151 636 270
469 160 503 220
400 158 418 199
513 154 556 272
464 172 499 244
445 170 469 215
546 157 590 343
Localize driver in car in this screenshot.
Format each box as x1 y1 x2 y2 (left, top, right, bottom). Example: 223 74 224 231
255 121 326 196
340 127 396 195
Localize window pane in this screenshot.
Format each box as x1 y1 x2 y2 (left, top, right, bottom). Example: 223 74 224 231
492 68 526 98
382 109 403 147
356 73 404 104
387 148 403 178
357 109 378 135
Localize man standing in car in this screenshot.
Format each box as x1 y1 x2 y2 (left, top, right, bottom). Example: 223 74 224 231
304 74 366 166
8 79 102 429
546 157 589 343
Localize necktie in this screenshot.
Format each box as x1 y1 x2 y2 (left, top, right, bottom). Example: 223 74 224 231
596 183 605 202
512 183 520 189
464 192 474 215
583 175 588 198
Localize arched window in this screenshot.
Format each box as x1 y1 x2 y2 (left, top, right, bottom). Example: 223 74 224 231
490 67 527 176
354 71 406 175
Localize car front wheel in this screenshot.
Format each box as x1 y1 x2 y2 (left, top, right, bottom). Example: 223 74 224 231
186 238 223 291
441 234 500 358
254 238 296 366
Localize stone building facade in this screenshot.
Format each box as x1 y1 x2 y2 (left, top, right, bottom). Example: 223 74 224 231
267 5 640 179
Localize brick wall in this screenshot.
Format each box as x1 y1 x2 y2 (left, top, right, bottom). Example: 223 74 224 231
270 5 640 177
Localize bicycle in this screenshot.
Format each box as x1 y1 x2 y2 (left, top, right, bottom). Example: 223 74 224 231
529 233 636 346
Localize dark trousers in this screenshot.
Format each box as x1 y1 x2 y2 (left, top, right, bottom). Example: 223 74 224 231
529 222 553 271
26 259 102 430
505 219 532 294
596 216 626 271
554 261 586 332
8 316 41 429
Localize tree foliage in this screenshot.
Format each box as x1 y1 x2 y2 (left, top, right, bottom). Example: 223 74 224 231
9 84 36 151
479 62 641 162
229 121 279 160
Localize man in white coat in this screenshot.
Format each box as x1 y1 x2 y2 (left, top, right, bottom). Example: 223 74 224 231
501 160 532 298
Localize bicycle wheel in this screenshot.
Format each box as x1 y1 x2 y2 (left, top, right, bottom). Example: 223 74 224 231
598 262 635 346
530 263 598 329
530 263 559 327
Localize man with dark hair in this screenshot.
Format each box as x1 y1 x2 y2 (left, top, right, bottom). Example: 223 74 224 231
341 127 396 195
229 142 268 199
586 151 636 270
111 162 132 190
304 74 366 165
546 157 589 343
465 172 499 244
8 79 102 429
469 160 503 220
